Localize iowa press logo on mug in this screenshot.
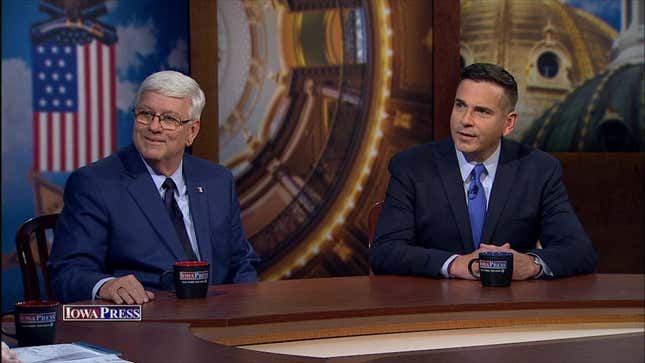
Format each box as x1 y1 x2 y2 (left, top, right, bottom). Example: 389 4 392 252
19 312 56 324
62 305 142 321
480 260 508 271
179 271 208 282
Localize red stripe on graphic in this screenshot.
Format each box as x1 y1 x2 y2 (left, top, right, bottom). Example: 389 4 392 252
46 113 53 171
110 45 117 152
73 112 79 169
33 113 40 172
84 44 92 163
60 113 66 170
97 44 104 158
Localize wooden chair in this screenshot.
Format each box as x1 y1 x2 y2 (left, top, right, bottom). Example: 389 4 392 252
15 214 59 300
367 201 384 248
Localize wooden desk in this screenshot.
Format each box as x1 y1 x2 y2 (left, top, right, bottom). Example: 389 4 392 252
26 274 645 362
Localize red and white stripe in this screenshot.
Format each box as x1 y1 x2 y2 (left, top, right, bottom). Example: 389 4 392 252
33 40 116 172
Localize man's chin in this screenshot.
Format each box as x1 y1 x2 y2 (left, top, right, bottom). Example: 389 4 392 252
139 149 164 162
454 141 477 154
136 141 162 154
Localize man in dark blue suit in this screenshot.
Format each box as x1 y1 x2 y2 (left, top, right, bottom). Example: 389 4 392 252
49 71 259 304
370 63 597 280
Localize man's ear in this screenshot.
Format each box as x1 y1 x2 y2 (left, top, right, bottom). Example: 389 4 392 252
502 112 517 136
186 120 200 146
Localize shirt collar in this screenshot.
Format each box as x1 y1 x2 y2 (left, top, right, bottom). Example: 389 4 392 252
140 155 186 196
455 141 501 183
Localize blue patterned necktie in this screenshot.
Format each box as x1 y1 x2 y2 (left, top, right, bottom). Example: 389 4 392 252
467 164 487 249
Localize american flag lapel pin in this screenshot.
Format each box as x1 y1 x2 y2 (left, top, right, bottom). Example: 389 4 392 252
196 186 204 193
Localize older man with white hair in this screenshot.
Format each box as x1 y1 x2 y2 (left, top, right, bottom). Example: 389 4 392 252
49 71 259 304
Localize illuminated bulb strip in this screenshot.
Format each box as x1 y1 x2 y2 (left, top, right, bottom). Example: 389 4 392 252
327 0 392 235
265 0 394 280
320 0 393 265
322 0 393 236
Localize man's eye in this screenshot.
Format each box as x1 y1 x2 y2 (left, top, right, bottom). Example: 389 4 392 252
161 115 180 123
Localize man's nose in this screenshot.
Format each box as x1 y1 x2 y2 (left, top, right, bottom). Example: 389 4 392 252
459 108 474 126
148 114 164 131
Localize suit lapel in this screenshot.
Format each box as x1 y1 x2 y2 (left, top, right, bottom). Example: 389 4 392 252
481 139 519 243
183 156 212 264
120 145 184 260
435 140 474 253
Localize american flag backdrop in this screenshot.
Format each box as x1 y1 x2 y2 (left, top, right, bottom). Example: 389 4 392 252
32 36 116 172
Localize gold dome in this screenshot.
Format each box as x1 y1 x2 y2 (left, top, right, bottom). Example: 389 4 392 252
460 0 618 139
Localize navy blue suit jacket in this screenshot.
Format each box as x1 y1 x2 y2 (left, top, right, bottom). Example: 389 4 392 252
48 144 259 303
369 138 597 278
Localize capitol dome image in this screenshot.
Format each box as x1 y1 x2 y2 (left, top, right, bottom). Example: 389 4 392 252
460 0 620 140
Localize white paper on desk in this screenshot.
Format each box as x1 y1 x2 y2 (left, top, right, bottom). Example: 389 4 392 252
12 343 132 363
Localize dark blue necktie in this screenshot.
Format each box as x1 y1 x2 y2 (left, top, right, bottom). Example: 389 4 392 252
467 164 487 249
163 178 197 260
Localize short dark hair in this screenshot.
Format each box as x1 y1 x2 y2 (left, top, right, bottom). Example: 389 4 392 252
460 63 518 111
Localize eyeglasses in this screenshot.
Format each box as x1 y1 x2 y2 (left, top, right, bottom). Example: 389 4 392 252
133 108 192 131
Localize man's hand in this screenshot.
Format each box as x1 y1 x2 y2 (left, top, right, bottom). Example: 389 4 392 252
2 341 22 363
480 243 540 280
98 274 155 304
448 249 483 280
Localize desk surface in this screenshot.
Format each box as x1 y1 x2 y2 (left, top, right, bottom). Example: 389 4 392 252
44 274 645 362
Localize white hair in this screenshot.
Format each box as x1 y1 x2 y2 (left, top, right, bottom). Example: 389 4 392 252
135 70 206 120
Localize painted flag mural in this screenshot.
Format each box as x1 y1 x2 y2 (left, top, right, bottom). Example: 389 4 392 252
31 1 117 172
3 0 190 313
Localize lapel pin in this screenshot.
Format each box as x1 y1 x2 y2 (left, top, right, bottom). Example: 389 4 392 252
196 186 204 193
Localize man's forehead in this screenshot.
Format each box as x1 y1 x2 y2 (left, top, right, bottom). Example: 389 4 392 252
455 79 507 107
140 90 187 101
137 91 191 110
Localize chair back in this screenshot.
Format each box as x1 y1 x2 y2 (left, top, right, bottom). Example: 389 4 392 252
367 201 384 248
15 214 59 300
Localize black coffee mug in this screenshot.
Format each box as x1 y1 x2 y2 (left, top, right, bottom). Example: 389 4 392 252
468 251 513 287
1 300 59 346
160 261 210 299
